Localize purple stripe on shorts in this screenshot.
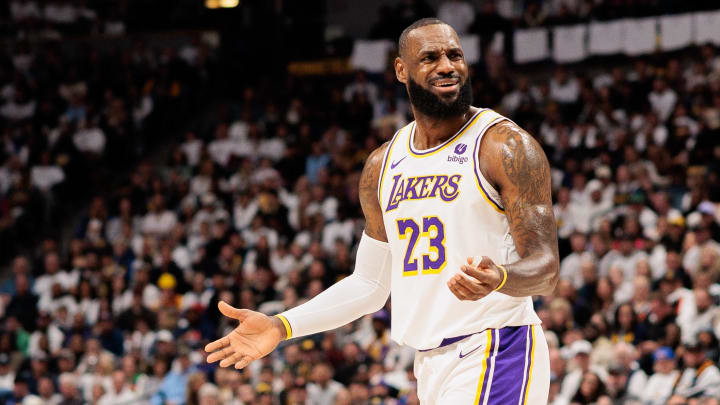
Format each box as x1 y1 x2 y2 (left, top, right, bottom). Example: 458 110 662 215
484 326 531 405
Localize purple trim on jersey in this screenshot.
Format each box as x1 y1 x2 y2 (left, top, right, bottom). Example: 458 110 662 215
484 326 531 405
408 109 484 155
417 332 476 352
471 125 505 212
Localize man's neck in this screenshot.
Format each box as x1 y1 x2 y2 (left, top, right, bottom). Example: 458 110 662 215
411 106 476 150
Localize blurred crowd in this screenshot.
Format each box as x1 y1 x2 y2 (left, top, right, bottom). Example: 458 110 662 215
2 2 720 405
369 0 719 41
5 0 128 38
0 12 214 263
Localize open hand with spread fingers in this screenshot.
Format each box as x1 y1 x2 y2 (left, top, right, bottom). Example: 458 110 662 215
446 256 504 301
204 301 285 369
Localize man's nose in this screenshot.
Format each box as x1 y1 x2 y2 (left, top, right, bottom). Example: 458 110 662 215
435 54 455 75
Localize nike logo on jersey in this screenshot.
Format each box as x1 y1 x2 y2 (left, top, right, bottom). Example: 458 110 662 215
390 156 406 169
459 343 483 358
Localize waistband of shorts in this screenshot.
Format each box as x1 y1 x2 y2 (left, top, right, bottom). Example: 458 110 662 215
418 330 486 352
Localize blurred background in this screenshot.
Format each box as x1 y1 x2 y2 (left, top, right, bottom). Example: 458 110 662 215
1 1 720 404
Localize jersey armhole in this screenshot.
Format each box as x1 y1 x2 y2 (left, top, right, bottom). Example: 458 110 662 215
472 115 508 214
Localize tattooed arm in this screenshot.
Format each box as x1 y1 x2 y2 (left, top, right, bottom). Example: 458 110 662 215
478 121 559 296
359 144 390 242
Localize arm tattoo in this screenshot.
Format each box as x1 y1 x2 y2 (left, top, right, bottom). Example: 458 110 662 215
358 144 389 242
497 123 556 258
484 121 559 296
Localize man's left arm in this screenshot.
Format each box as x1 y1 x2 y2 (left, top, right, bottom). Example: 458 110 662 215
483 120 559 296
447 120 559 299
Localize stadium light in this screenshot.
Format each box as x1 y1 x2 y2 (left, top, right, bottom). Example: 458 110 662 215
205 0 238 8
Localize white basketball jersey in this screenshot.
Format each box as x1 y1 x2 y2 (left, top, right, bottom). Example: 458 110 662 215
377 107 541 350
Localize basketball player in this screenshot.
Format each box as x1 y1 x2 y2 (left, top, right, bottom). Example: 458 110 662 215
206 18 558 404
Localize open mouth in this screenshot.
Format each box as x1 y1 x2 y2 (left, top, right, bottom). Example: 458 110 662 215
430 78 460 90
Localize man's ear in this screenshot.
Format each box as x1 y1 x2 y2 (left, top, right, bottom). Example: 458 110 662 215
394 57 407 85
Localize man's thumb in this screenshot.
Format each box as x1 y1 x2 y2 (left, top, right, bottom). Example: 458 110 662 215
218 301 250 321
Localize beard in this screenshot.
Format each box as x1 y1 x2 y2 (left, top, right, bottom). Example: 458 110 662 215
408 75 473 119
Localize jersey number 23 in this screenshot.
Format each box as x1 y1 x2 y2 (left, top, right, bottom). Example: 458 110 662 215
396 216 446 276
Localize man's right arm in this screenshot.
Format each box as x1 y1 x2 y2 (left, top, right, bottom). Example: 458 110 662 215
206 143 393 369
358 144 390 242
272 143 392 339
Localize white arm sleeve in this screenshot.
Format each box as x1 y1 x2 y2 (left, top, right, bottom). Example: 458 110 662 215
278 232 392 339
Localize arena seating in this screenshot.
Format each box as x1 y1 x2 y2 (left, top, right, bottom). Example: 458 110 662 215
1 1 720 404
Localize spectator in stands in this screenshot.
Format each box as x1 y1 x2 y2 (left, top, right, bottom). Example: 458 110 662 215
306 362 344 405
560 232 591 288
643 347 680 405
57 372 82 405
675 341 720 399
150 345 195 405
437 0 475 34
197 382 220 405
343 71 379 106
569 371 606 405
559 339 595 401
522 0 549 27
679 288 720 344
648 78 678 123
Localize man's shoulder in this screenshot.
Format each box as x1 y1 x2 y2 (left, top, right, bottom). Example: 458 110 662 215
478 117 538 163
367 140 392 165
647 370 678 383
362 137 397 187
700 362 720 378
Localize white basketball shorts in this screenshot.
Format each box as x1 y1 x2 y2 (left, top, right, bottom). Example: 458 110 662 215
413 325 550 405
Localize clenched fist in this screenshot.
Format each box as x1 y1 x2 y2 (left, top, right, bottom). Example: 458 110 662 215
446 256 503 301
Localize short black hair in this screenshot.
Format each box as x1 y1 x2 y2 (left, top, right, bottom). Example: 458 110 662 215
398 18 449 58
